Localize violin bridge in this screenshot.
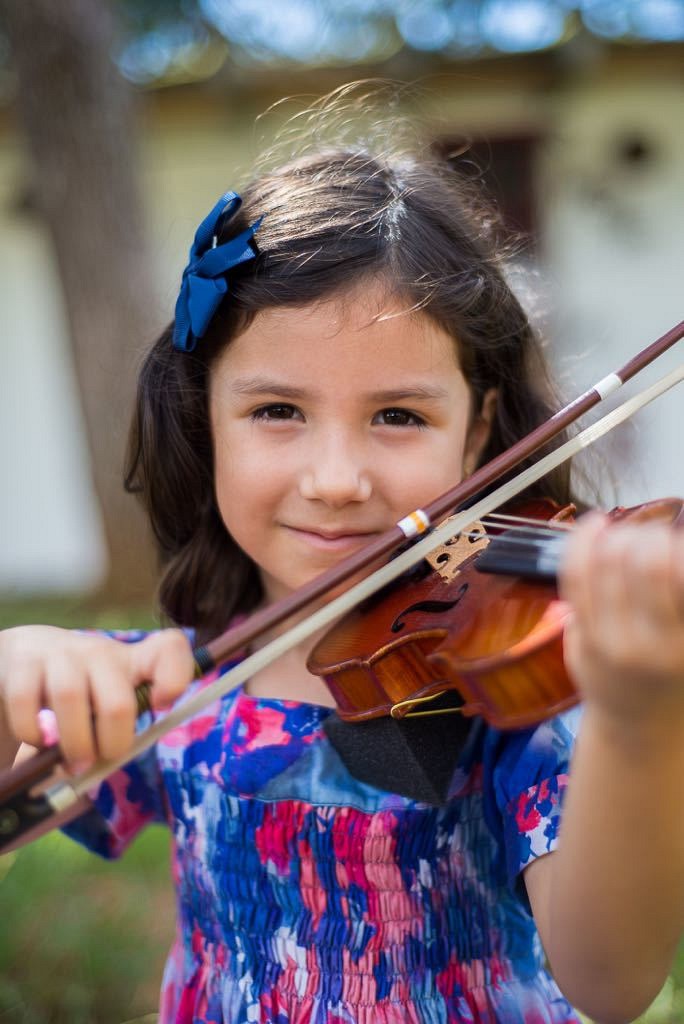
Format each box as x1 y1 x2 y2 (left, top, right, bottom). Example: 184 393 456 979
425 518 490 583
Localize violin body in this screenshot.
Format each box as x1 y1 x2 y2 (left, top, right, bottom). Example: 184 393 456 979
308 498 684 732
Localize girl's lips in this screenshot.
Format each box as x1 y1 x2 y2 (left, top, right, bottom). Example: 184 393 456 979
284 526 380 551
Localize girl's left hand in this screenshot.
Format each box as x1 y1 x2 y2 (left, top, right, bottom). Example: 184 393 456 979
560 511 684 727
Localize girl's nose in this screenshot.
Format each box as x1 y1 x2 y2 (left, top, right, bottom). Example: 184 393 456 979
299 435 372 507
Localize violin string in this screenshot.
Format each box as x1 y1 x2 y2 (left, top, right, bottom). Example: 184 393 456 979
478 520 568 539
454 526 566 555
446 514 572 547
481 512 575 532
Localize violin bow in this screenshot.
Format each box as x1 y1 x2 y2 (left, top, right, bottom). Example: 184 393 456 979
0 320 682 850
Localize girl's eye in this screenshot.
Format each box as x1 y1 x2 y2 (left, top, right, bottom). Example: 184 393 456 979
251 403 302 422
374 408 426 428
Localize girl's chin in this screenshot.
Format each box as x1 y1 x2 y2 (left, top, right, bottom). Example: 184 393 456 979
263 560 389 610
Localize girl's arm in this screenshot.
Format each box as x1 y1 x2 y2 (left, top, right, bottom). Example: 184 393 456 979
525 513 684 1023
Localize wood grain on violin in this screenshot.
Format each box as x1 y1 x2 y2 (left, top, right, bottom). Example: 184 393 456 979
308 499 683 731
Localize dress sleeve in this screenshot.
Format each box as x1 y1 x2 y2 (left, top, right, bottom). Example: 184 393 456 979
484 706 582 894
60 708 166 859
58 629 169 859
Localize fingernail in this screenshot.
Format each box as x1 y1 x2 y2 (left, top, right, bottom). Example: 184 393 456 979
37 709 60 747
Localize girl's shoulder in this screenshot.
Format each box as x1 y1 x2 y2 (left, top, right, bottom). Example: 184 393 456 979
448 706 582 814
483 706 582 792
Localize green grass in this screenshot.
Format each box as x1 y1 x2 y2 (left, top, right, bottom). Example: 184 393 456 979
0 597 159 632
0 829 174 1024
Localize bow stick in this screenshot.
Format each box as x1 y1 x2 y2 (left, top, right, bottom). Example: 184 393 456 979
0 320 682 851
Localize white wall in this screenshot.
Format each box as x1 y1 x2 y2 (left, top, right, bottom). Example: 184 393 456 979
541 77 684 506
0 146 106 592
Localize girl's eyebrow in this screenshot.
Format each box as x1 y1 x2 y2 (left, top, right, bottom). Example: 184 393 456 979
230 376 451 402
366 386 451 402
230 377 307 399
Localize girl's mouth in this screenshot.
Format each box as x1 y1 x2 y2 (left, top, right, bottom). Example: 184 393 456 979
284 526 380 552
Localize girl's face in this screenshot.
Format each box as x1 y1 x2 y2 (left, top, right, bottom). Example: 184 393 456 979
209 281 495 605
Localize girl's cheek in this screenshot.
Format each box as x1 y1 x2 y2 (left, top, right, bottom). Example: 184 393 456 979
402 456 465 508
216 437 283 483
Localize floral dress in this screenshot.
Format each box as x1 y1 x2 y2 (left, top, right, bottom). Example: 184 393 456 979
63 632 581 1023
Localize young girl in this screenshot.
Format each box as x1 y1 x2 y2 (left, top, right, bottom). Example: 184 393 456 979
1 130 684 1024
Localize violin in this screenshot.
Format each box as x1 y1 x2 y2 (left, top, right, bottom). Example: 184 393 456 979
0 321 682 845
309 496 683 802
309 496 684 731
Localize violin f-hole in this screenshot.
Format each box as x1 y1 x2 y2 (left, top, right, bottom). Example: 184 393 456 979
390 583 469 633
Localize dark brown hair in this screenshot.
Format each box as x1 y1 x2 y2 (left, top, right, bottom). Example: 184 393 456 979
126 145 576 638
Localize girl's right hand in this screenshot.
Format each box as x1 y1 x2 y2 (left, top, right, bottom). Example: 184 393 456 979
0 626 195 771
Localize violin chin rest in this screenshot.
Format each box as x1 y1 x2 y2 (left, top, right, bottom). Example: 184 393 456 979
323 696 473 806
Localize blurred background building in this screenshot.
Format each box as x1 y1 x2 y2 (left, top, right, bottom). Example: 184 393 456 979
0 0 682 599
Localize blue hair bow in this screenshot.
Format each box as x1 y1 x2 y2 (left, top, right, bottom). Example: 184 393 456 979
173 191 262 353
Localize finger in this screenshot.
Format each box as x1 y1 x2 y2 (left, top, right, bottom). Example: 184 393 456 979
560 512 607 627
588 524 643 651
625 525 679 630
588 524 678 655
5 654 46 748
626 526 684 675
566 522 681 675
675 527 684 618
89 664 138 762
13 741 41 766
128 630 196 709
44 652 96 769
559 513 628 682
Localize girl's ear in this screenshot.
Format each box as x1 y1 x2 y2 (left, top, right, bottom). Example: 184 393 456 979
463 388 498 476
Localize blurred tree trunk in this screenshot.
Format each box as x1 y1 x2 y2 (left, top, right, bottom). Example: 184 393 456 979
1 0 158 604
